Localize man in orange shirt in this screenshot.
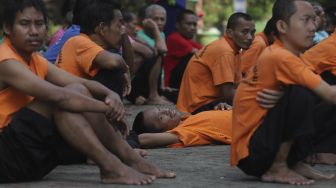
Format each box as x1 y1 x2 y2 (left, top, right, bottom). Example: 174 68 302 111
56 1 131 98
239 19 274 79
302 28 336 85
132 106 232 148
301 22 336 167
232 0 336 185
0 0 174 184
177 12 256 114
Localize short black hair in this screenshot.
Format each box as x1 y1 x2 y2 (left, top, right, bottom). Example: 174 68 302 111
176 9 197 23
271 0 308 37
122 11 136 23
326 10 336 26
79 0 121 35
72 0 93 25
132 111 146 134
2 0 48 28
226 12 253 30
263 18 275 36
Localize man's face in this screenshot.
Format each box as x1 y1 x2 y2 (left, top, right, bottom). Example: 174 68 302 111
227 18 255 50
285 1 316 50
313 5 326 31
4 7 47 54
142 107 181 133
102 10 123 49
125 14 138 37
176 14 198 39
150 9 166 31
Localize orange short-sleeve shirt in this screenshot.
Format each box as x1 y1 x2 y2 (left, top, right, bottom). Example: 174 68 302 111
56 33 104 78
231 39 322 166
167 110 232 148
0 38 49 129
239 32 269 79
301 31 336 75
176 35 240 113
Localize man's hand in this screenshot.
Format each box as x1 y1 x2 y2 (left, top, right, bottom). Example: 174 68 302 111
142 18 158 31
214 103 232 111
122 71 131 97
109 118 130 139
105 92 125 121
256 89 284 109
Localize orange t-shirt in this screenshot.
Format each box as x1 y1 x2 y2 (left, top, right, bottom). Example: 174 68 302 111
167 110 232 148
231 39 322 166
301 31 336 75
176 35 240 113
239 32 269 79
55 33 104 78
0 38 49 130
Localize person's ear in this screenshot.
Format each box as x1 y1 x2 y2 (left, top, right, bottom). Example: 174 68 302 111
95 22 107 36
276 20 288 35
3 23 11 36
226 28 234 38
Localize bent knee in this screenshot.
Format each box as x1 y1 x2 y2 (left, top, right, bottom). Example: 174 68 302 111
64 83 92 97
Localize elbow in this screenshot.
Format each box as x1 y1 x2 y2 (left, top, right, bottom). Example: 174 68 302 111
138 134 153 148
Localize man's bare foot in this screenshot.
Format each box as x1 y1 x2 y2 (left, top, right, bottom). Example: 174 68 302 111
128 158 176 178
145 97 172 105
101 165 156 185
88 149 147 165
261 164 314 185
135 96 146 105
292 162 335 180
305 153 336 165
134 148 148 157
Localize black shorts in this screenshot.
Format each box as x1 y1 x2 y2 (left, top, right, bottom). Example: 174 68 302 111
169 53 193 89
0 108 86 183
126 56 158 103
237 85 336 177
321 71 336 85
91 69 124 98
237 86 318 177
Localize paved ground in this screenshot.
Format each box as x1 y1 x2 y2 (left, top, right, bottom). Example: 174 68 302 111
1 104 335 188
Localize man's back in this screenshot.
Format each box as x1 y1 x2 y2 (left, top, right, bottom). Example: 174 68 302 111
239 32 269 79
177 36 239 113
302 31 336 75
55 34 103 79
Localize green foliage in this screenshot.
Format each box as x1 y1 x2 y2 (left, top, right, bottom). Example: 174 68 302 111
120 0 147 13
202 0 273 30
202 0 233 29
120 0 336 30
200 0 336 30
